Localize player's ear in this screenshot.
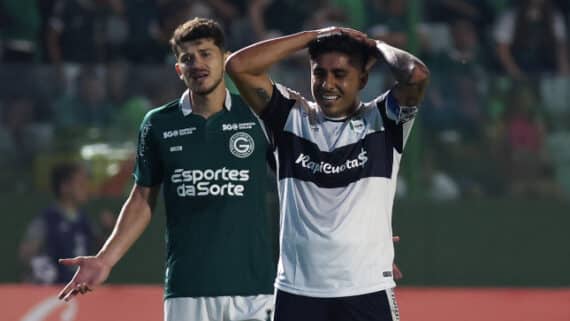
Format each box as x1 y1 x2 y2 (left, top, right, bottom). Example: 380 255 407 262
365 56 377 73
359 71 369 90
175 63 184 80
223 51 231 63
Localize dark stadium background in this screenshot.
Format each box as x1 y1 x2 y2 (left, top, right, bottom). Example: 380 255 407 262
1 0 569 320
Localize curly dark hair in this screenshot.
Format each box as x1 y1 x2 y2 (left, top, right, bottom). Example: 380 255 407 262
169 18 225 58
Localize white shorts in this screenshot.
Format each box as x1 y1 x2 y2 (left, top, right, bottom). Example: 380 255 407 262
164 295 274 321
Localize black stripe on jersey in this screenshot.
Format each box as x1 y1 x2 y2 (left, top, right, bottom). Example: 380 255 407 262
277 130 395 188
377 97 404 154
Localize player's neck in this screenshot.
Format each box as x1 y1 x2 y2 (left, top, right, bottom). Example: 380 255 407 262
190 82 227 119
321 100 361 119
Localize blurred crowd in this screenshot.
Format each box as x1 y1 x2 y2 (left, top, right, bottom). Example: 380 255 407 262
1 0 570 200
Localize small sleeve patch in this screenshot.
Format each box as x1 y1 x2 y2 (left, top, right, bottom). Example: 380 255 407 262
385 91 418 124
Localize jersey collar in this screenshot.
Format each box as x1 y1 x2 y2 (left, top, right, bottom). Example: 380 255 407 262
321 102 364 122
179 89 232 116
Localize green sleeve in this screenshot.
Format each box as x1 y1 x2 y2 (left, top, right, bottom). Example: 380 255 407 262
133 113 163 186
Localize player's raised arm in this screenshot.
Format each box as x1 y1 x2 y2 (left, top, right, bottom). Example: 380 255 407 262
57 184 159 301
374 40 430 107
225 30 323 114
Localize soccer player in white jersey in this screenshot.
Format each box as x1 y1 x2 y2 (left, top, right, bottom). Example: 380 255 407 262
226 27 429 321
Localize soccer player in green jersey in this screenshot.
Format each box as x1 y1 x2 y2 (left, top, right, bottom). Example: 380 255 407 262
57 18 277 321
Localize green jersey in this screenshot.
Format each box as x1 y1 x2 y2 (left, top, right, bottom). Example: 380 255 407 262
134 90 276 299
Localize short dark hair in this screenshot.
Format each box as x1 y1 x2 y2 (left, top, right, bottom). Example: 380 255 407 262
308 34 377 71
169 18 225 58
51 162 82 199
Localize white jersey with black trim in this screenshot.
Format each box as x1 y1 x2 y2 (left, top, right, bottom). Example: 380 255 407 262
260 83 416 298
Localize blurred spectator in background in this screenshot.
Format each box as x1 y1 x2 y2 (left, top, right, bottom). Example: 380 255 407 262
367 0 429 51
105 61 151 136
19 162 114 284
425 0 497 32
503 83 560 197
0 95 40 169
331 0 365 30
103 0 129 62
0 0 41 62
209 0 270 50
494 0 569 79
304 0 349 30
46 0 107 64
36 0 58 63
423 18 487 140
262 0 319 36
121 0 163 63
422 18 493 196
367 0 409 48
53 65 114 130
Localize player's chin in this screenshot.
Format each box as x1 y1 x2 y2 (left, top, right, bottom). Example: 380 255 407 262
318 100 343 115
191 83 215 95
317 98 338 110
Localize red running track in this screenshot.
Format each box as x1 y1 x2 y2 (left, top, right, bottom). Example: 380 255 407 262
0 285 568 321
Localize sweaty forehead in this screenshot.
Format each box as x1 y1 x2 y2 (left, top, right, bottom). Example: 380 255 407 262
311 52 361 70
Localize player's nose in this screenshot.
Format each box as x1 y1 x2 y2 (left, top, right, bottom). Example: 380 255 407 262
321 74 335 90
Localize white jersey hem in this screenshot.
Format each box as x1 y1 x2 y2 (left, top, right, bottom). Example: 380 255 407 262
274 280 396 298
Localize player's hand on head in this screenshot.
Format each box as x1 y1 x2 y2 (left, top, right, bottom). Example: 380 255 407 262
316 26 343 39
315 27 378 63
57 256 111 302
340 27 369 42
316 26 367 42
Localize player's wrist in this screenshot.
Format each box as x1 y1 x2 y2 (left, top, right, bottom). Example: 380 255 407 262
95 252 117 269
315 27 342 40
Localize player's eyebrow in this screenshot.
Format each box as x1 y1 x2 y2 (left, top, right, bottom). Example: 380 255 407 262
313 66 348 74
331 68 348 73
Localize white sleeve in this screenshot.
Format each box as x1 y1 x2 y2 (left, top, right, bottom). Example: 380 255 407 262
493 11 515 44
382 90 418 124
375 91 417 150
553 13 567 42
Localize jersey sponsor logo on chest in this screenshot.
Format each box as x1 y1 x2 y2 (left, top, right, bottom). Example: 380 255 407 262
229 132 255 158
163 127 197 139
222 122 256 131
171 168 250 197
295 148 368 175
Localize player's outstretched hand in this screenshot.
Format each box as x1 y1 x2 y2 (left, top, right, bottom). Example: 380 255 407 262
57 256 111 302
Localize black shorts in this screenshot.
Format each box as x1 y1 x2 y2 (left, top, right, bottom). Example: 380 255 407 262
273 289 400 321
